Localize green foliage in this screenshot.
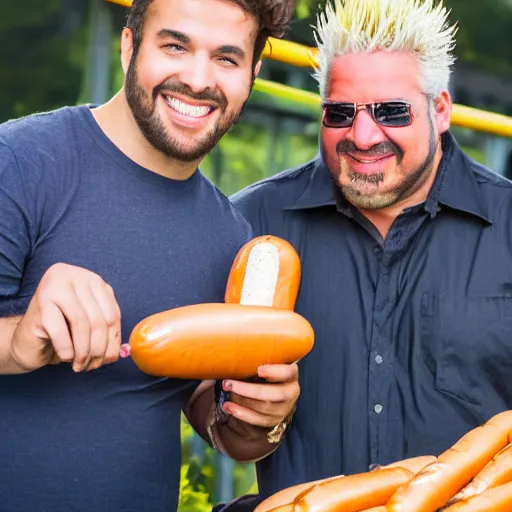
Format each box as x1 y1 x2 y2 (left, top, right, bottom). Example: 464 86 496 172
445 0 512 77
0 0 88 122
178 415 258 512
179 416 215 509
295 0 314 19
199 117 320 196
178 464 212 512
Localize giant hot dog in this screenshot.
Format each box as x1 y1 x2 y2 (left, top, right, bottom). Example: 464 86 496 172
129 235 313 379
129 303 314 380
385 411 512 512
225 235 301 310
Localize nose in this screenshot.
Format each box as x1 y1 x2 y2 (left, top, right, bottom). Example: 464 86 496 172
345 109 386 150
178 52 216 94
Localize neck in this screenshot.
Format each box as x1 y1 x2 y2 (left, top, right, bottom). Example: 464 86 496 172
90 89 202 181
357 147 444 239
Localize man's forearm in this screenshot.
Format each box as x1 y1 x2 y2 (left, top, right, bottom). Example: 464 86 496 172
184 382 280 463
0 316 29 374
208 408 280 463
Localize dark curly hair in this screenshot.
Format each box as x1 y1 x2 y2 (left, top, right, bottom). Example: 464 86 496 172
126 0 295 69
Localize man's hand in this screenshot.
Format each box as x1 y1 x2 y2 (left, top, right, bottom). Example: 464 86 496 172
10 262 124 373
221 363 300 429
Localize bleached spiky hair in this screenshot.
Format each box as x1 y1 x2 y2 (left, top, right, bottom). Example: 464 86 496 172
313 0 458 99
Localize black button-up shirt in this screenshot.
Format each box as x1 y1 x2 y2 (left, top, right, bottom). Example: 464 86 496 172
230 132 512 500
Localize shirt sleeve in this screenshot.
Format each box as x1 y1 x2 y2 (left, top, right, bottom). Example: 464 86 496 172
0 140 34 316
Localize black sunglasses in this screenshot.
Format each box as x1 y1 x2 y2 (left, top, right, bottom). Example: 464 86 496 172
322 101 414 128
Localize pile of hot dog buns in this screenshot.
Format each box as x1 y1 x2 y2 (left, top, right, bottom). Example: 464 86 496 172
255 409 512 511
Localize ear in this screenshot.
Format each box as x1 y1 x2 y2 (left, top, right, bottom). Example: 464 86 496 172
120 27 134 76
433 90 452 135
253 60 262 78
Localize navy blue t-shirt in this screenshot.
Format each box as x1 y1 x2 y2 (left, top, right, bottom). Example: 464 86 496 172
0 105 252 511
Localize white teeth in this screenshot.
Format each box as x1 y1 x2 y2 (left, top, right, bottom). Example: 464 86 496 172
351 156 384 164
164 96 211 118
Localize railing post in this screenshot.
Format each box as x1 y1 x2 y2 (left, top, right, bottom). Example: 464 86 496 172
81 0 113 105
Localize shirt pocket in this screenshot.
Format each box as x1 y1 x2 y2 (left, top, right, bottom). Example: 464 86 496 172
421 293 512 406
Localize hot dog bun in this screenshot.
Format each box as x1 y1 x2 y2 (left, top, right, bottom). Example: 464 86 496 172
129 303 314 380
441 481 512 511
255 476 345 512
256 456 436 512
381 456 438 475
447 444 512 505
225 235 301 310
385 411 512 512
292 467 415 512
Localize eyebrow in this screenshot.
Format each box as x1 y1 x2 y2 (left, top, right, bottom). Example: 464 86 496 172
156 29 190 45
216 45 246 60
156 29 246 60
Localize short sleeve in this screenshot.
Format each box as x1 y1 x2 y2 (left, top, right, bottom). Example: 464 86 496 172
0 141 33 316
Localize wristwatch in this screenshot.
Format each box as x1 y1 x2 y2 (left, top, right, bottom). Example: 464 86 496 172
266 404 296 444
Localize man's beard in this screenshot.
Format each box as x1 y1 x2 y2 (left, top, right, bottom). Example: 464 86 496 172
124 56 248 163
332 119 438 210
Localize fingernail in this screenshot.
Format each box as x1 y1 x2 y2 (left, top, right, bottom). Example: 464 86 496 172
120 344 131 358
258 366 268 377
223 380 232 391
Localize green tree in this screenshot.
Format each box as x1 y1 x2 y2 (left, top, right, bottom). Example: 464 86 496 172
0 0 88 122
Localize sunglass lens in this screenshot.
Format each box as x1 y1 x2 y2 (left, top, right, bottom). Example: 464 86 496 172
324 105 355 127
374 102 411 127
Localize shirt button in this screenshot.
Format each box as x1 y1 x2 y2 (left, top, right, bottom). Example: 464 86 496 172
374 404 383 414
375 355 383 364
373 245 382 254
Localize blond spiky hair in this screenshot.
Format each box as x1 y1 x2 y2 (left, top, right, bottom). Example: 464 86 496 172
313 0 458 98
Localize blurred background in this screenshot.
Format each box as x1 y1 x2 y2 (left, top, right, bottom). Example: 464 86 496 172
1 0 511 509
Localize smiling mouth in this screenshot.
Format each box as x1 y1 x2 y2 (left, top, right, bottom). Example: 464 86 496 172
163 95 216 118
348 154 394 164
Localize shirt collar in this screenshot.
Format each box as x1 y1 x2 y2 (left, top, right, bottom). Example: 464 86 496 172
285 132 492 224
434 131 492 224
284 155 337 211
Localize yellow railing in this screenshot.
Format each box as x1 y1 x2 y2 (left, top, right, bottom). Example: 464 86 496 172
253 79 512 138
104 0 512 138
